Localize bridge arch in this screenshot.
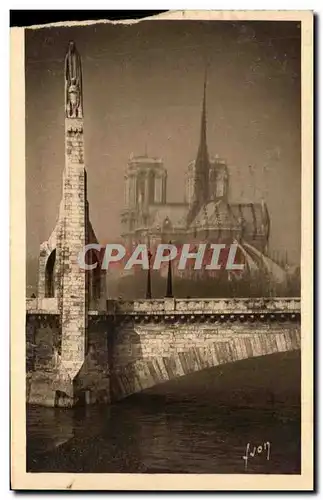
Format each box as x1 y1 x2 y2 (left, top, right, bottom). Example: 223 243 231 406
109 320 301 402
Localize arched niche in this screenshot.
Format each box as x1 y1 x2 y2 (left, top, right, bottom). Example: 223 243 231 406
45 249 56 298
87 247 102 302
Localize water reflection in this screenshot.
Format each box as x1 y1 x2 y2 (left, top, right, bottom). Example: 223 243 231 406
27 351 301 474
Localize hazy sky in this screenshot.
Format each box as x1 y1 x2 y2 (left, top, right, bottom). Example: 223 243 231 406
26 20 301 265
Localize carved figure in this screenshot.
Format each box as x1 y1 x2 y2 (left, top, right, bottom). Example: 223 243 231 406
65 41 83 118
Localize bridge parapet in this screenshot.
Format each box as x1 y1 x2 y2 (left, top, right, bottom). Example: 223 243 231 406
26 297 301 322
26 297 59 314
106 297 300 317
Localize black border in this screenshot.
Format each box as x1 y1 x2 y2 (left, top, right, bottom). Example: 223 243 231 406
10 10 168 27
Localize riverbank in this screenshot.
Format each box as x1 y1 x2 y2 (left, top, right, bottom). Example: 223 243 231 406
27 350 301 474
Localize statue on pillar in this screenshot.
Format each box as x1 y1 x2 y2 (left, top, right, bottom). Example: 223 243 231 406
65 41 83 118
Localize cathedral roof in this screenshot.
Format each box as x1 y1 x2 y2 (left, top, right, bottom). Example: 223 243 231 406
189 200 270 242
229 202 269 238
190 200 240 230
148 204 188 230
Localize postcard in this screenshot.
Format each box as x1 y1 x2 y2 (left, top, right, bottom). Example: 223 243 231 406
10 10 313 490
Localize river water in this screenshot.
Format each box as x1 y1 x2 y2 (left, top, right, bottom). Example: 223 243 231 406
27 351 301 474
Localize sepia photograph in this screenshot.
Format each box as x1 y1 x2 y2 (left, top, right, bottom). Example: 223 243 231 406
10 10 313 490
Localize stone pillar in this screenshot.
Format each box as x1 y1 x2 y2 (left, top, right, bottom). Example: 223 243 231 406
37 248 47 299
154 175 162 203
144 171 150 209
58 117 88 384
124 176 129 207
129 175 136 207
28 42 110 408
162 172 167 204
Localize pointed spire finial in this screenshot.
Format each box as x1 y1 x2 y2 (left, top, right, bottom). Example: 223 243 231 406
200 64 208 154
203 62 208 98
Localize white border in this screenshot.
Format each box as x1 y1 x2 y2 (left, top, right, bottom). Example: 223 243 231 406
7 6 317 495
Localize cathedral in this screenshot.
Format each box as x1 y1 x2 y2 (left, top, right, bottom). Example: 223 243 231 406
119 77 288 292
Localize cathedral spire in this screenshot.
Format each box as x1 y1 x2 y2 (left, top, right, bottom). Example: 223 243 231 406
197 67 209 173
186 69 210 226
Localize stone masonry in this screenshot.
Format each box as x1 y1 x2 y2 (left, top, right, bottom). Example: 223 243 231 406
109 320 300 401
105 297 301 401
59 116 88 382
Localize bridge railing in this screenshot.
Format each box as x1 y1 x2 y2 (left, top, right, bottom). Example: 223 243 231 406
106 297 301 315
26 296 301 316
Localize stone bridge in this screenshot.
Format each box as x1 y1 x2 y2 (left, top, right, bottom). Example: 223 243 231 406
26 297 301 406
